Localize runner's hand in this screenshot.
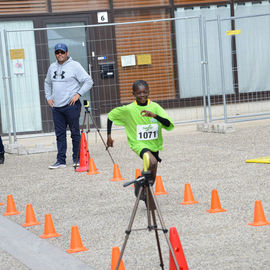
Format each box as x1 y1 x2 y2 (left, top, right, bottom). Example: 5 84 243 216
141 110 156 118
107 135 114 149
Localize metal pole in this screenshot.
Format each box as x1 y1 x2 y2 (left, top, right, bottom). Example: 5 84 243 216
199 16 208 124
217 16 228 123
3 30 17 143
202 17 212 123
0 31 12 143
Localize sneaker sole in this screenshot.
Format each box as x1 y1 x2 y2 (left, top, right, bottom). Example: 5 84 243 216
48 164 66 169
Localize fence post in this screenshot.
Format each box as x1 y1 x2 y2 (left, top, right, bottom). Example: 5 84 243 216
199 16 208 124
0 30 12 144
3 29 17 143
202 16 212 123
217 16 228 124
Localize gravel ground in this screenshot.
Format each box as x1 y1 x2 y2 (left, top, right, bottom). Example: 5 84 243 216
0 121 270 270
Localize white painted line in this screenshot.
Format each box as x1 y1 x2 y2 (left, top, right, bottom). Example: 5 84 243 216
0 216 95 270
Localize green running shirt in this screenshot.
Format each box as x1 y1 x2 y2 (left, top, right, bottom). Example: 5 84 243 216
108 100 174 156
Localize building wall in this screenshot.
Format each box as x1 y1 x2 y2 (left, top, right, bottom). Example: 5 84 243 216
0 0 265 134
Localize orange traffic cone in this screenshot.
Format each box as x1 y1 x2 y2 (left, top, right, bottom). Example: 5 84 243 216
135 168 141 179
110 164 125 181
66 226 88 253
169 227 189 270
248 200 270 226
0 197 3 206
3 194 20 216
206 189 227 213
181 183 198 205
76 132 88 172
111 246 125 270
132 168 142 188
154 175 168 195
40 214 61 239
22 204 40 227
86 157 99 175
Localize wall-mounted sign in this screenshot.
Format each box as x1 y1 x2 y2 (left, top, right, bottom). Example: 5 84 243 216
97 12 108 23
13 59 24 75
10 49 25 60
226 29 241 36
137 54 152 65
98 56 107 60
121 55 136 67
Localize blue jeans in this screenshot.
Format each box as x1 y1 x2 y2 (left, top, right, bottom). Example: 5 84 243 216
52 101 81 164
0 136 4 153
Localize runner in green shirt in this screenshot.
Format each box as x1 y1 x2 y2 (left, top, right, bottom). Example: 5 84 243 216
107 80 174 201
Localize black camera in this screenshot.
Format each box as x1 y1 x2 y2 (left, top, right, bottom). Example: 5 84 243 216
83 100 90 107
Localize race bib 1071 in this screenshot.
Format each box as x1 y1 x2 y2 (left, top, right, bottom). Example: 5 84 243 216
137 124 158 140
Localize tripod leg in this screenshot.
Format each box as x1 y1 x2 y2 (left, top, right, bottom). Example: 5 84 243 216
145 186 152 230
87 109 116 164
151 208 165 270
149 186 180 270
85 113 91 172
74 112 87 169
116 186 143 270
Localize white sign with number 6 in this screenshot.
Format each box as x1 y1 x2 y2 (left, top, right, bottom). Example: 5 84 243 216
97 12 108 23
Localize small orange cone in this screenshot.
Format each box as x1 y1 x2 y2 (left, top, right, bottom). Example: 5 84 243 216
111 246 125 270
206 189 227 213
86 157 99 175
0 197 3 206
76 133 88 172
248 200 270 226
154 175 168 195
3 195 20 216
40 214 61 239
181 183 198 205
132 168 142 188
66 226 88 253
22 204 40 227
110 164 125 181
135 168 141 179
169 227 189 270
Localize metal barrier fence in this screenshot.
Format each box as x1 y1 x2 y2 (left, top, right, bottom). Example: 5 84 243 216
1 7 270 143
202 9 270 124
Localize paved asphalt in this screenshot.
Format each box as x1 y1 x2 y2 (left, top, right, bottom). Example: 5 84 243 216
0 121 269 270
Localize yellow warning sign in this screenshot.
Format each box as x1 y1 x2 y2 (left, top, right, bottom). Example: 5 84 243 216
137 54 151 65
10 49 25 60
226 30 241 36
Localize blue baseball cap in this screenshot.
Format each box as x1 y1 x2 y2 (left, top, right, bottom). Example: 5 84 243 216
54 43 68 52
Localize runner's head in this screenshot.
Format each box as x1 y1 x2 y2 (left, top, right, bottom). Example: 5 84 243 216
132 80 149 105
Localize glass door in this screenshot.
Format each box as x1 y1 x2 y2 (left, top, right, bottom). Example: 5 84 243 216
46 22 91 125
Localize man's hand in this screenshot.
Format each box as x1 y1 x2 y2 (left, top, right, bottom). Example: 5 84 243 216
48 99 54 107
106 135 114 149
140 110 156 118
69 93 80 105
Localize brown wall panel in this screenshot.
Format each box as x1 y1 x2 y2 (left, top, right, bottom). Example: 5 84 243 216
51 0 109 12
113 0 169 8
114 10 176 103
0 1 48 14
174 0 223 5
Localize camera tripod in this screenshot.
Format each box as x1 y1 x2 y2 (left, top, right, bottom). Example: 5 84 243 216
74 101 115 169
116 170 180 270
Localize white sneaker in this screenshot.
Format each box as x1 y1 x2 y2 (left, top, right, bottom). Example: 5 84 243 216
73 162 80 168
49 162 66 169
